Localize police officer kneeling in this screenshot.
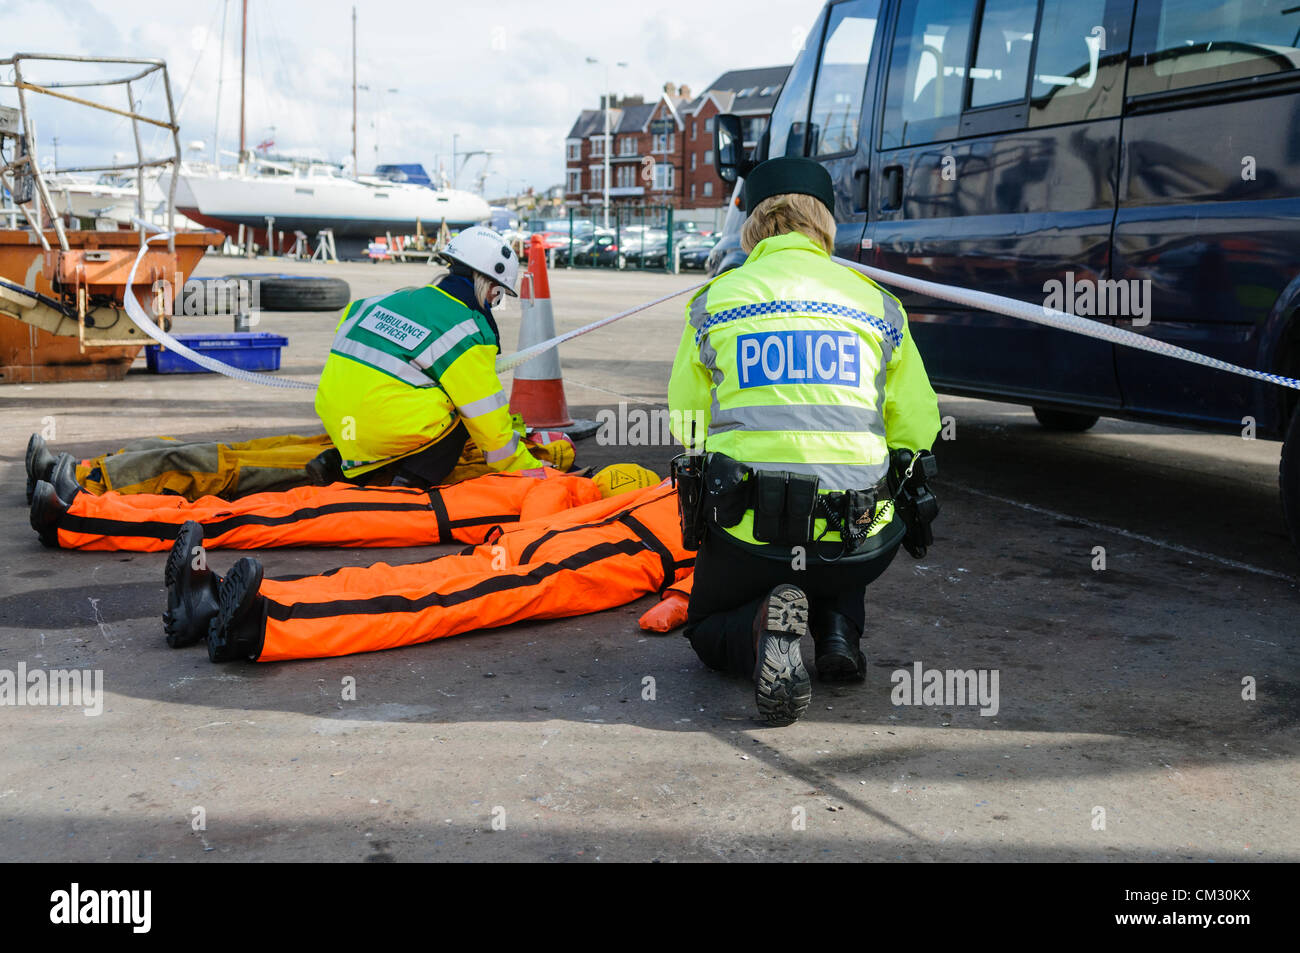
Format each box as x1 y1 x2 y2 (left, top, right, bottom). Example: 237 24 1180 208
668 157 941 726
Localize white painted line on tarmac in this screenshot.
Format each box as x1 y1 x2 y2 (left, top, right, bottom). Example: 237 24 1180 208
560 377 668 405
944 481 1297 583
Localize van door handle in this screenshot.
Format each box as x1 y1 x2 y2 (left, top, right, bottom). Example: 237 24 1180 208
852 167 870 211
881 165 903 211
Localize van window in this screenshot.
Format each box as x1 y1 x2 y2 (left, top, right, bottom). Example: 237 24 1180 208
807 0 882 156
1029 0 1122 123
970 0 1038 108
1129 0 1300 96
766 8 829 158
881 0 979 148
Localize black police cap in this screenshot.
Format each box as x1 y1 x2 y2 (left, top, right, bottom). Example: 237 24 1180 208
743 157 835 216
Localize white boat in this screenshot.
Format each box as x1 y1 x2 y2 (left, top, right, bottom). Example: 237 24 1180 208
164 156 490 258
44 171 202 230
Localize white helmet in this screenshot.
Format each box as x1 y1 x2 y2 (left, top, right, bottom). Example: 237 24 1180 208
441 225 519 297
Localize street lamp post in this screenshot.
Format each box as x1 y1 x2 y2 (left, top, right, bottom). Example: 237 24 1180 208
586 57 627 229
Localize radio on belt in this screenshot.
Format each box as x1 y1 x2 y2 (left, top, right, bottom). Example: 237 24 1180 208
737 330 860 388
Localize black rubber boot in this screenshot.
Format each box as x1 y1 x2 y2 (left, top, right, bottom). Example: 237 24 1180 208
28 480 67 548
305 448 345 486
752 584 812 726
812 607 867 682
25 433 57 504
49 453 81 506
207 556 268 663
162 521 223 648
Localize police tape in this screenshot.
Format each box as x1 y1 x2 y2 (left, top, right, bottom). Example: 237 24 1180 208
122 231 703 387
122 233 1300 393
832 256 1300 392
493 281 708 372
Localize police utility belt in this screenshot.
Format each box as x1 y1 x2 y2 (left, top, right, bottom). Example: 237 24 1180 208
670 449 939 561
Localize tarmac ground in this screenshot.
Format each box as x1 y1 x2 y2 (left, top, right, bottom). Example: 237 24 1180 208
1 256 1296 862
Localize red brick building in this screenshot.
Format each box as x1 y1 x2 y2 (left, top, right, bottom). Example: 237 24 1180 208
564 66 790 218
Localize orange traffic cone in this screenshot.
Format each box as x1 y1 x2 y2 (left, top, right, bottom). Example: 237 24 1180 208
509 235 598 439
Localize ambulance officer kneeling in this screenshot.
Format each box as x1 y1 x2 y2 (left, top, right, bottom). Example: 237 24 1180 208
668 157 941 726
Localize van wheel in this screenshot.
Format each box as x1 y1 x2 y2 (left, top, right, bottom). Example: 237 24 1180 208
1280 403 1300 559
1032 407 1099 432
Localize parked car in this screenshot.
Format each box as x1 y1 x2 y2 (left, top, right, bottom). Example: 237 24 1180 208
623 229 669 268
713 0 1300 554
679 234 720 270
572 233 622 267
531 218 595 252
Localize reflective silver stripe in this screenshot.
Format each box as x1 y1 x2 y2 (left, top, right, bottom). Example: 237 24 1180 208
690 288 723 448
332 293 388 345
709 403 884 436
878 291 904 363
331 337 431 388
411 319 480 371
457 390 509 419
483 431 520 464
740 459 889 491
688 290 711 329
880 291 904 332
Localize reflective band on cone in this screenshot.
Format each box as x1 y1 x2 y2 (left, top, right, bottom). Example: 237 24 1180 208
510 235 598 437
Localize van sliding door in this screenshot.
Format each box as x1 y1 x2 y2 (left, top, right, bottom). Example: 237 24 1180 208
865 0 1131 409
1113 0 1300 433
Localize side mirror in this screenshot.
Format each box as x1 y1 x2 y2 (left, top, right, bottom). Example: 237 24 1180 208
714 113 752 184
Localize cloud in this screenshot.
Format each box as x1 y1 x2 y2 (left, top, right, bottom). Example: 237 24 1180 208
1 0 826 191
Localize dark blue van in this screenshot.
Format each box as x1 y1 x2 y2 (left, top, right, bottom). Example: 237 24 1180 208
713 0 1300 555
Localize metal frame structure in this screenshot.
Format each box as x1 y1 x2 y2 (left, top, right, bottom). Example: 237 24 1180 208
0 53 181 253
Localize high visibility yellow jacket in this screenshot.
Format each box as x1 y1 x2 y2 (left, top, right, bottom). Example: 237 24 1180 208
668 231 941 548
315 275 541 477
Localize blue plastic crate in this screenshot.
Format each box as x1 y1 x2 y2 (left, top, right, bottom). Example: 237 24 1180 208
145 332 289 375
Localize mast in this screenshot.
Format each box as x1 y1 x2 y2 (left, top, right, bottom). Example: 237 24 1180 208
213 0 228 164
238 0 247 160
351 6 358 178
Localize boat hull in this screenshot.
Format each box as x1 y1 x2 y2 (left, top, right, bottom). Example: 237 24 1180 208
171 169 489 258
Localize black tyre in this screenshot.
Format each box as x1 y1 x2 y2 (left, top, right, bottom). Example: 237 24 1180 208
1032 406 1100 432
1280 402 1300 559
231 274 352 312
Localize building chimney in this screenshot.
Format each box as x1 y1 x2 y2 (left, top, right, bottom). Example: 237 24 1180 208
663 81 678 96
679 84 691 99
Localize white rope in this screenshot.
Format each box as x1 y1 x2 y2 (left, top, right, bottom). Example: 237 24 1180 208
832 256 1300 392
119 234 1300 394
123 231 313 388
494 279 707 372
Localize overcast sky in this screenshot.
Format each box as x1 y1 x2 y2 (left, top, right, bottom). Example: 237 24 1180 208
1 0 825 193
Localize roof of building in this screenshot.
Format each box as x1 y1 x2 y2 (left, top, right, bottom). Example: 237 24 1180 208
697 65 791 114
566 109 604 139
566 64 791 142
615 102 656 134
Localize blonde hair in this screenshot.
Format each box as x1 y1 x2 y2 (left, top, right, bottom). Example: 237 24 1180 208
740 192 836 256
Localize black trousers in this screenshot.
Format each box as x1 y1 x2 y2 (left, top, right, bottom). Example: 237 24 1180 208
350 422 471 490
685 528 900 677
